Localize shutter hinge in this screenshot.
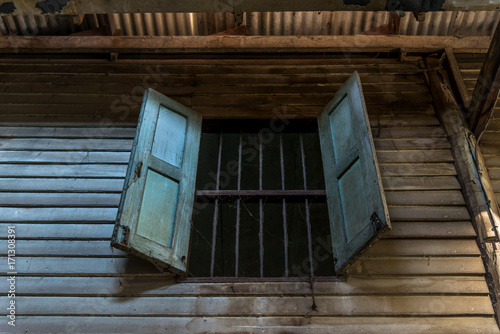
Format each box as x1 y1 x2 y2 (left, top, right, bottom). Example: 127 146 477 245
371 212 384 230
133 161 143 180
120 225 131 244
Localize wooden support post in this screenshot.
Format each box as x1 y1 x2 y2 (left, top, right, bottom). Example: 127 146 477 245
425 55 500 323
425 56 499 242
444 48 471 109
469 22 500 140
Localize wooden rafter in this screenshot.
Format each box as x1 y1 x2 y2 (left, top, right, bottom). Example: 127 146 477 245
469 22 500 140
0 35 491 54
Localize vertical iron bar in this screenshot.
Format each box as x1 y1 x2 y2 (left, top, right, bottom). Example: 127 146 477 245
210 131 223 277
280 133 289 277
235 132 242 277
300 132 314 276
259 132 264 278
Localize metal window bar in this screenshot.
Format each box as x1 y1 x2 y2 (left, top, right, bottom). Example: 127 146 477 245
209 131 223 277
300 132 315 276
280 133 289 277
259 132 264 278
235 132 242 277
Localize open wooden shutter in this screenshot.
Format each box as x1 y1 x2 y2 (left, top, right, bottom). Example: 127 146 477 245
112 88 202 274
318 72 391 274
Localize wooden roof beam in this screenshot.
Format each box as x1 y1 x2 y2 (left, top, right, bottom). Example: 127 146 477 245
469 22 500 140
0 0 498 15
0 35 491 54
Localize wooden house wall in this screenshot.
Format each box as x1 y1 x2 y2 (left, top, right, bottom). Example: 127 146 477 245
0 56 498 333
455 53 500 207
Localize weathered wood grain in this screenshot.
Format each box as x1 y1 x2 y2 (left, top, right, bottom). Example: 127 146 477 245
376 150 454 163
9 316 500 334
0 151 130 163
348 257 485 276
384 190 465 206
0 276 489 296
0 207 117 222
0 164 127 178
388 206 470 221
2 295 493 316
0 138 132 151
0 178 124 192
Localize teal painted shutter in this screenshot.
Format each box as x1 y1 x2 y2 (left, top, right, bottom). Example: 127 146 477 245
112 88 202 274
318 72 391 274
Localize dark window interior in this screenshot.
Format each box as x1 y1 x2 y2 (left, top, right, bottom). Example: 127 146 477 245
188 119 336 278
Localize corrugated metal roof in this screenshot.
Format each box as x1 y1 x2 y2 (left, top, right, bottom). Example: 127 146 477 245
1 11 498 37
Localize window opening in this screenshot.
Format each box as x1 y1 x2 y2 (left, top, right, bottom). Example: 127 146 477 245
189 120 335 278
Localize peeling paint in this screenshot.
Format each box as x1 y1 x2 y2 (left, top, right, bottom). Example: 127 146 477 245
35 0 70 14
0 2 16 14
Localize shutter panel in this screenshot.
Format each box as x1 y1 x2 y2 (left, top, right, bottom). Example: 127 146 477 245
112 88 202 274
318 72 391 274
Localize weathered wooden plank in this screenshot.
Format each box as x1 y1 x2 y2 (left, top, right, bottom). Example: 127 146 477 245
0 276 489 296
0 207 117 222
385 222 476 239
0 104 436 120
364 239 480 256
0 151 130 163
484 155 500 168
0 223 113 239
369 115 440 127
0 221 475 241
348 257 485 275
374 138 450 150
379 163 457 176
2 295 493 316
0 178 124 192
0 63 422 75
0 164 127 178
481 132 500 144
0 238 479 258
493 180 500 192
376 150 454 163
8 316 500 334
0 256 160 275
0 126 135 138
483 119 500 131
0 92 431 106
372 126 445 139
487 168 500 180
0 138 133 150
481 142 500 156
1 255 485 276
0 193 120 207
0 72 426 85
0 240 127 256
0 35 492 53
382 176 461 190
0 82 431 95
384 190 465 206
388 206 470 221
0 57 412 65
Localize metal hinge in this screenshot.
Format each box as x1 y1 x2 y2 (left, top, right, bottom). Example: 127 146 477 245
134 161 143 180
120 225 130 244
371 212 384 230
